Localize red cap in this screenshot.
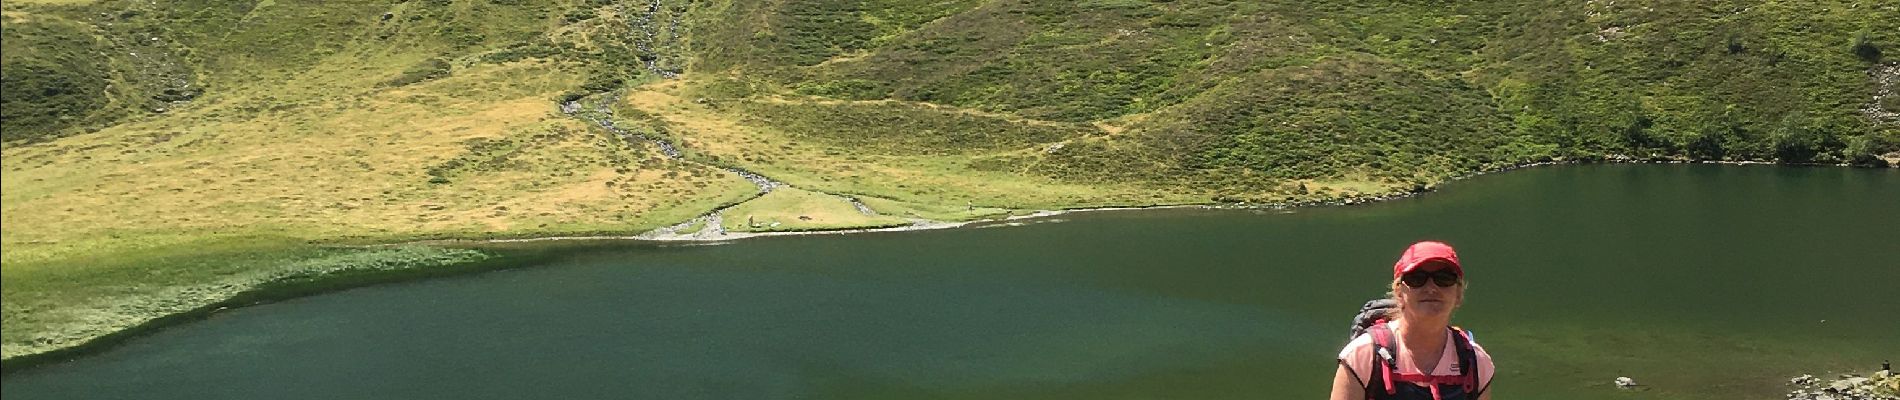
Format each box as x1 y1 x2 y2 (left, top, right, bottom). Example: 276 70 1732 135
1393 241 1462 278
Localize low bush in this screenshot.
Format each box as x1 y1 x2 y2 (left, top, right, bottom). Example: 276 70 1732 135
382 58 453 87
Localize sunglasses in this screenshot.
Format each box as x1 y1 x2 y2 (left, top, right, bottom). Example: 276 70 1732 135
1401 269 1461 288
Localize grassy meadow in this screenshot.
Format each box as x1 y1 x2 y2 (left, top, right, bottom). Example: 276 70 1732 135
616 81 1214 209
717 187 908 233
3 0 1899 364
1 0 759 361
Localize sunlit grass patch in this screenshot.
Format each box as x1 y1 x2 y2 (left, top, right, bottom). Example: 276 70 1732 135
619 82 1210 210
1 0 97 5
0 60 752 360
718 187 908 232
0 60 750 246
853 195 1014 222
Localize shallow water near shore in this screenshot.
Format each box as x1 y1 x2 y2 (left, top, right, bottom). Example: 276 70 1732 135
4 164 1898 399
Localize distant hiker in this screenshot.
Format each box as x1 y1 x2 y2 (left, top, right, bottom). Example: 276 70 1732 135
1331 241 1495 400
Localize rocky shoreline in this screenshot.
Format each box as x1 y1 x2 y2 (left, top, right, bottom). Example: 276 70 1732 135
1786 370 1899 400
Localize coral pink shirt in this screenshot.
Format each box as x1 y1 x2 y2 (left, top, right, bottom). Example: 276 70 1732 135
1337 321 1495 393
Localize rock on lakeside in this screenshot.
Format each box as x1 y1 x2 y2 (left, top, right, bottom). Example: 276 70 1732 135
1786 371 1899 400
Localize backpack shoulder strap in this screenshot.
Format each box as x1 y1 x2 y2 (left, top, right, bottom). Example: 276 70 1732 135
1449 327 1480 392
1366 321 1399 397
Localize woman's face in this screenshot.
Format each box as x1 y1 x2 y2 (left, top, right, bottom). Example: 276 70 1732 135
1395 265 1464 319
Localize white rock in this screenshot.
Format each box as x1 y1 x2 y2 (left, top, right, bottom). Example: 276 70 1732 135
1828 377 1868 391
1791 374 1818 386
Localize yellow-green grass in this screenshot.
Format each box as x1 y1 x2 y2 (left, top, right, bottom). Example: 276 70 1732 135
719 187 909 232
1 59 757 360
0 0 95 6
853 195 1014 222
619 80 1402 210
3 61 756 246
620 80 1212 211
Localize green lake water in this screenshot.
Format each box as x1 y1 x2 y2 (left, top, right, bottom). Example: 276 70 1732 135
3 164 1897 399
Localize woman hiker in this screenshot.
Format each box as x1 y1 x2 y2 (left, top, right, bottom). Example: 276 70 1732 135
1330 241 1495 400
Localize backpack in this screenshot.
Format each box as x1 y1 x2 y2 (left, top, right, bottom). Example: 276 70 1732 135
1362 321 1482 400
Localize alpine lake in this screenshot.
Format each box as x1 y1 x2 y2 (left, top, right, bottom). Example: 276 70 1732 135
4 164 1897 400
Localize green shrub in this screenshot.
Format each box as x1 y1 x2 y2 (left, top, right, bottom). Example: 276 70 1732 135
0 14 119 144
0 61 109 143
1854 33 1883 63
732 100 1092 155
794 79 888 100
382 58 453 87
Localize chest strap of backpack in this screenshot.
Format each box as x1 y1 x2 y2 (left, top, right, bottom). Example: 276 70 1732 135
1369 322 1479 400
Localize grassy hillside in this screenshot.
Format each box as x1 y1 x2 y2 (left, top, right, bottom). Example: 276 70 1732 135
1 0 751 360
3 0 1898 362
684 0 1898 188
0 5 193 143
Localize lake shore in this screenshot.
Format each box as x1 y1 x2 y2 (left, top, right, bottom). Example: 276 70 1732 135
1785 370 1900 400
3 160 1892 373
6 162 1897 400
0 246 497 372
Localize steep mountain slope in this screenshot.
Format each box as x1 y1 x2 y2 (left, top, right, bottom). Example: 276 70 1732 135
681 0 1898 193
